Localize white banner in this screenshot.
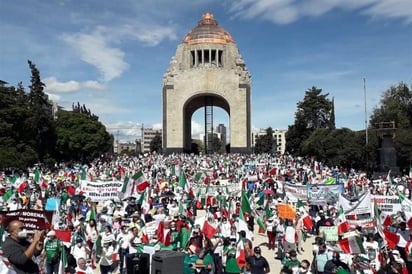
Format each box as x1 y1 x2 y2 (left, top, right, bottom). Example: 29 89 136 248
371 195 402 215
79 180 123 202
340 192 372 216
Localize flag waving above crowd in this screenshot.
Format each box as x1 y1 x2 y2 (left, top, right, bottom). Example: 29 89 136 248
0 153 411 274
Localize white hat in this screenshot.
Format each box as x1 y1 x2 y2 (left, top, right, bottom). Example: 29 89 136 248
47 230 56 237
73 220 81 227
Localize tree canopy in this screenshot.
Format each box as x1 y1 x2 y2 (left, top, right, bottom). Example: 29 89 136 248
286 87 335 155
286 82 412 173
0 61 114 168
254 127 276 154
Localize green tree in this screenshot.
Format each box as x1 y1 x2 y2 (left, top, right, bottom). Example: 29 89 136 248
369 82 412 170
370 82 412 129
150 132 162 153
55 109 113 162
254 127 276 154
26 60 56 163
211 134 223 153
286 87 334 155
302 128 377 170
0 83 38 168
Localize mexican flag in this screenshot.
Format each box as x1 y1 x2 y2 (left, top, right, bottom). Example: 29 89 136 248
238 208 253 240
338 236 365 254
202 220 217 239
2 189 15 203
194 172 209 184
301 213 314 231
132 171 150 192
335 207 350 234
120 176 134 199
179 171 190 193
236 240 246 268
257 217 266 232
241 190 252 214
58 244 68 274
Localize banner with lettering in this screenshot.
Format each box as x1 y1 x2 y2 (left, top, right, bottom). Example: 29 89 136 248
340 192 372 216
79 180 123 202
0 209 53 231
371 195 402 215
307 183 344 204
319 226 338 241
283 183 308 201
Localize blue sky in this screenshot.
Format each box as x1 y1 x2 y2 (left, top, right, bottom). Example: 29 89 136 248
1 0 411 142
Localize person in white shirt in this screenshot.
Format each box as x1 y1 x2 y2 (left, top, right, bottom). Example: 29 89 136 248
75 257 94 274
117 225 131 274
7 198 20 211
99 238 114 274
265 216 276 250
71 237 90 267
168 200 179 217
128 226 142 254
219 217 232 238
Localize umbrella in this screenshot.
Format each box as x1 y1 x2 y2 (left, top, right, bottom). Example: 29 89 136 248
70 194 86 201
262 189 274 195
161 190 176 197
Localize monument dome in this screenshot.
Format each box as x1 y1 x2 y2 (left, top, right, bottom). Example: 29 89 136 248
183 13 235 45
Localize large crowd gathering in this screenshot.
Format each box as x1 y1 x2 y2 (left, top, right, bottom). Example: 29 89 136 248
0 153 412 274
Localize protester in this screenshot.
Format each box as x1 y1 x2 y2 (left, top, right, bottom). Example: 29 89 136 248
99 237 114 274
1 153 412 274
75 257 94 274
246 246 270 274
43 230 63 274
2 220 44 274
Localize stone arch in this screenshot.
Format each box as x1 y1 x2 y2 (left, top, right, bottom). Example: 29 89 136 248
182 93 230 152
162 13 252 154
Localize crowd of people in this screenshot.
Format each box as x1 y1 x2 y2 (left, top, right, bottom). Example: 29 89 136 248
0 153 411 274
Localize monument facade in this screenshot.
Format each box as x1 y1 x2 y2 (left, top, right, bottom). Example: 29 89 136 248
162 13 252 153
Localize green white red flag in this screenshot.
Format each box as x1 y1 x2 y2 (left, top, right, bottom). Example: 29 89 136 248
132 171 150 192
335 207 350 234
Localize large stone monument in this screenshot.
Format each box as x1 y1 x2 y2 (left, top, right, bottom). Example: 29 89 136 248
374 121 400 176
162 13 252 154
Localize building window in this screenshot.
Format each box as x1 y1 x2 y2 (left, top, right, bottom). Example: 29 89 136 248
190 49 223 68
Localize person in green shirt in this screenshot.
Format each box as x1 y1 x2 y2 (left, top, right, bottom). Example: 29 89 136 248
184 244 199 274
170 221 181 250
224 241 241 274
43 230 63 274
282 249 301 273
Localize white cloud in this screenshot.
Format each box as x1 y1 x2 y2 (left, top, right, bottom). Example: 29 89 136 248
191 120 204 138
43 77 107 94
117 23 178 46
62 31 129 82
103 121 143 142
62 21 178 82
227 0 412 24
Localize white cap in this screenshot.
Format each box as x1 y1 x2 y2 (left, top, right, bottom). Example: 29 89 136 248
47 230 56 237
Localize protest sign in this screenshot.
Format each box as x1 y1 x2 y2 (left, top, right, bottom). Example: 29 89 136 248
283 183 307 201
80 180 123 202
0 209 53 231
307 183 344 205
371 195 402 215
319 226 338 241
277 203 296 220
